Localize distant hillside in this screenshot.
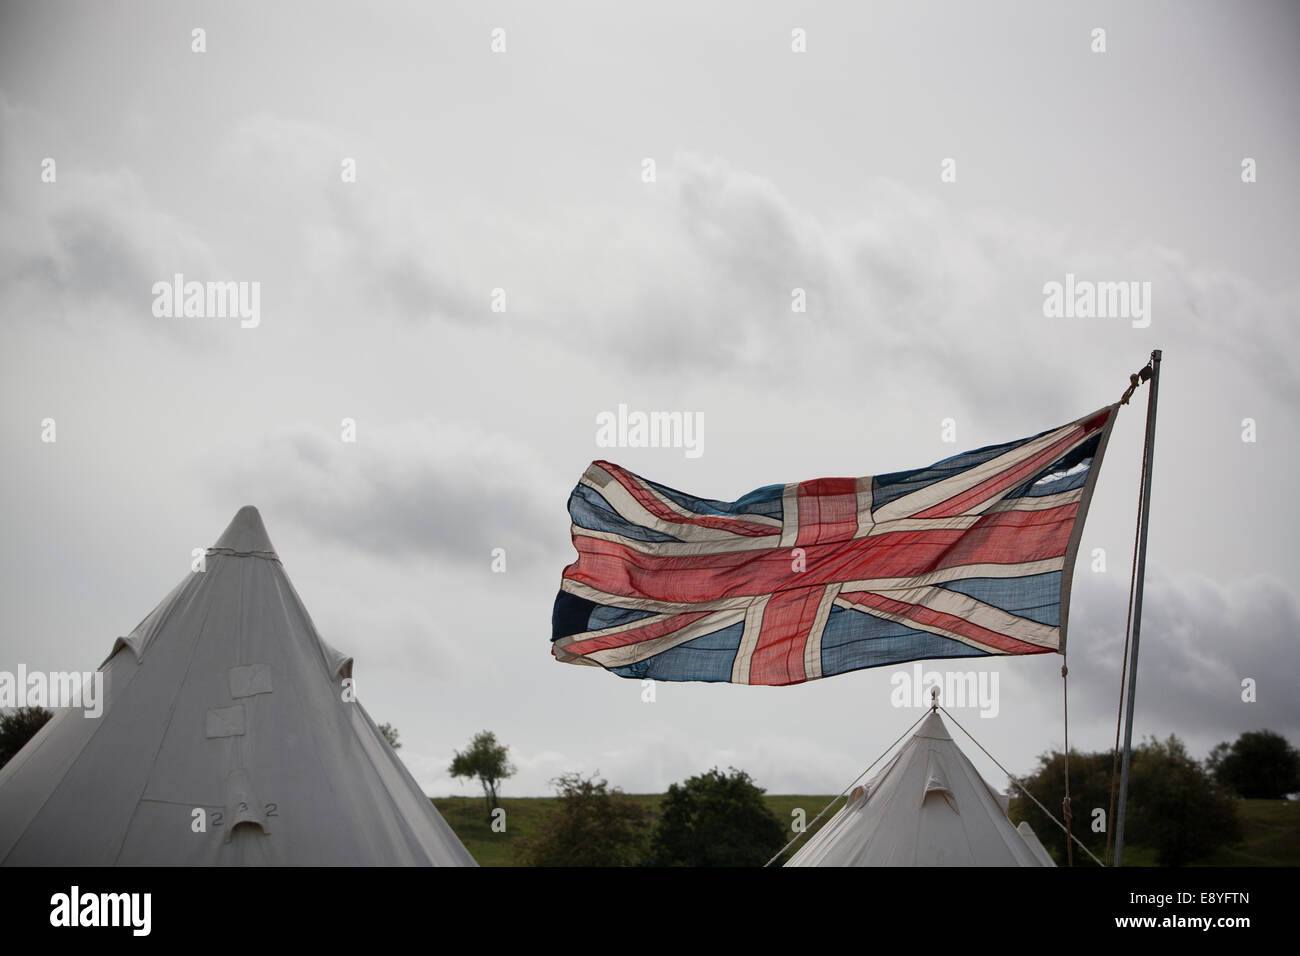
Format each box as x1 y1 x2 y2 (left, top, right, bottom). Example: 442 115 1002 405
431 793 1300 867
431 794 843 867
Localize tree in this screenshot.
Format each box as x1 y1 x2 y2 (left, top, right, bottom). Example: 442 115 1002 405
449 730 515 819
378 722 401 750
1206 730 1300 799
1010 737 1245 866
1127 734 1241 866
520 772 652 867
1008 748 1114 864
0 706 53 770
645 767 786 867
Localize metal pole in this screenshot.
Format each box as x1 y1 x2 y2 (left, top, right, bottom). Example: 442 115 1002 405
1114 349 1162 866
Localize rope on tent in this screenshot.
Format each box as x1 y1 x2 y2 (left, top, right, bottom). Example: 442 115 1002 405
1104 358 1155 865
940 706 1106 867
761 708 932 868
206 547 281 563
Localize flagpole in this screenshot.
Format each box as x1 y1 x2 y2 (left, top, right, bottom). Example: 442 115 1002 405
1113 349 1161 867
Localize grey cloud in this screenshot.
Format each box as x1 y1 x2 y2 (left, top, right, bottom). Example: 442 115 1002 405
212 112 485 326
1023 570 1300 759
213 420 567 568
0 96 221 340
509 154 1300 418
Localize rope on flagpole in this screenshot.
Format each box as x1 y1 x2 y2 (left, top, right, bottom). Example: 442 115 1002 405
940 705 1106 867
1106 445 1146 865
1106 354 1158 864
1059 362 1151 866
761 708 932 867
1062 659 1074 866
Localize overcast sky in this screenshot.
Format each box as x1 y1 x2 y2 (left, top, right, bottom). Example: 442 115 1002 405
1 0 1297 802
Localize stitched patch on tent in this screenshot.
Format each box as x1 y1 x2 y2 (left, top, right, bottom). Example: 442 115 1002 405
206 705 245 738
229 663 273 698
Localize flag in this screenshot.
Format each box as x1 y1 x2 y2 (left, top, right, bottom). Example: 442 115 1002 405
551 405 1117 686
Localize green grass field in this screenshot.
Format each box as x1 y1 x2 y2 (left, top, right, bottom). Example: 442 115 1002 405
432 795 1300 867
1116 799 1300 867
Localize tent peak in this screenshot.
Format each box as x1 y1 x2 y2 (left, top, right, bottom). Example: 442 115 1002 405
914 711 952 741
786 707 1054 867
212 505 277 555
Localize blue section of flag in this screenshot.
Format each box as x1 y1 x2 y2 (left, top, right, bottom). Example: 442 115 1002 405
609 622 745 682
937 571 1063 627
588 604 659 630
569 483 683 541
819 605 988 677
1006 432 1103 499
870 431 1041 513
643 477 786 520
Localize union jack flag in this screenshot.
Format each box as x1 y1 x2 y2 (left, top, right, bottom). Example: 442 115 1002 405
551 405 1117 686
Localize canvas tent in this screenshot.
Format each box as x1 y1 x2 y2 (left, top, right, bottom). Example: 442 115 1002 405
0 506 476 866
786 710 1055 867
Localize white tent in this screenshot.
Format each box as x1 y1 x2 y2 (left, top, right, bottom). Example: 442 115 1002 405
786 710 1056 867
0 506 476 866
